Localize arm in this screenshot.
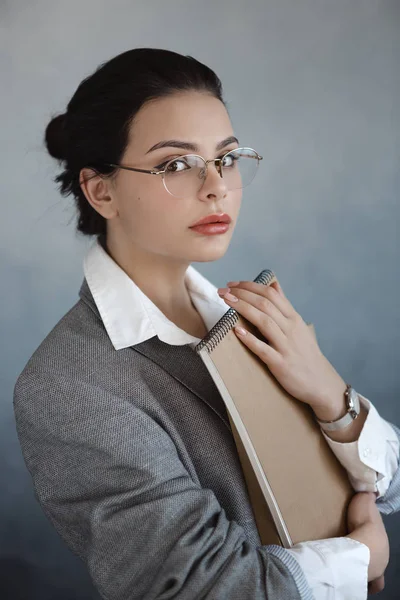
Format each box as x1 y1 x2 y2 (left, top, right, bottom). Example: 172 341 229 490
318 394 400 508
13 371 313 600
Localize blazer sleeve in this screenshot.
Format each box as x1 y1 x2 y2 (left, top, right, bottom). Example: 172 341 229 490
13 370 313 600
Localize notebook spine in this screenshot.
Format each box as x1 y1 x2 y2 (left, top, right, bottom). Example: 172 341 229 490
194 269 276 353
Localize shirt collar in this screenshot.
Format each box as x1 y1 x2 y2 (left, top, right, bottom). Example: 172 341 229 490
83 238 230 350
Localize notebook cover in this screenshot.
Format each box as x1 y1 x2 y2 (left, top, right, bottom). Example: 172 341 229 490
194 270 354 548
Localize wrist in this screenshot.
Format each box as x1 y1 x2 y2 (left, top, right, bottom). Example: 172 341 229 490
312 395 348 422
311 378 349 422
346 526 374 578
347 523 389 582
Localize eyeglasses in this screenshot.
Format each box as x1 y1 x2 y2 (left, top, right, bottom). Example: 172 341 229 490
101 147 263 198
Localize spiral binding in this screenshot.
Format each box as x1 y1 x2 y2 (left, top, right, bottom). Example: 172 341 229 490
194 268 276 353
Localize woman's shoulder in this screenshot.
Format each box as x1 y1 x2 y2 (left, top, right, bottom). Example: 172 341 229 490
14 297 112 398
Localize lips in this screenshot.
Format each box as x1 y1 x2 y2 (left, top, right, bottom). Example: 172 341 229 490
190 213 232 227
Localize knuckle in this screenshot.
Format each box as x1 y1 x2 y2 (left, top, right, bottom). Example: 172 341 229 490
289 311 302 327
259 345 270 362
260 298 273 313
261 314 274 329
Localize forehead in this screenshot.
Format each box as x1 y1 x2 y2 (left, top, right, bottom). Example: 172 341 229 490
127 91 234 154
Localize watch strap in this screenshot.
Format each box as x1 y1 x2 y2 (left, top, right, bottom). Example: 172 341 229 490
316 384 360 432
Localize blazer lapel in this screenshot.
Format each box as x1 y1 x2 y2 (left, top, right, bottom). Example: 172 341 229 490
78 278 232 432
133 337 232 431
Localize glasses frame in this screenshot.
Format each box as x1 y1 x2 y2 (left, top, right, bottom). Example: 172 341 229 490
100 146 263 197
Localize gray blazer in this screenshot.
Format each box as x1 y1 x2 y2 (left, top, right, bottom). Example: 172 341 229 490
13 278 400 600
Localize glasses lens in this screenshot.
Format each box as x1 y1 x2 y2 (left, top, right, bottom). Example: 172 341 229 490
163 155 206 198
221 148 260 191
162 148 260 197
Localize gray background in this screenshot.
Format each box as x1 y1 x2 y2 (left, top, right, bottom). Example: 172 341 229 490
1 0 399 597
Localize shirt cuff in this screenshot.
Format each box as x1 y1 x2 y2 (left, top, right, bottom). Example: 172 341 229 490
320 394 400 498
286 537 370 600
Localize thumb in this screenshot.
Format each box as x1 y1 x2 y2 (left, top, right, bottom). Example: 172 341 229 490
347 492 377 531
271 278 285 298
368 574 385 594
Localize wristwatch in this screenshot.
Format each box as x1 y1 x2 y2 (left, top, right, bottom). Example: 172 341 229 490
316 384 361 432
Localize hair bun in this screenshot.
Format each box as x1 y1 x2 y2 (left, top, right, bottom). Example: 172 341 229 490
44 113 69 161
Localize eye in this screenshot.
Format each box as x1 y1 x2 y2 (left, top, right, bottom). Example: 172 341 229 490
221 152 239 168
156 157 192 172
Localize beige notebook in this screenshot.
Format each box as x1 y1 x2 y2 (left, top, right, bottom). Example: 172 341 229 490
194 269 354 548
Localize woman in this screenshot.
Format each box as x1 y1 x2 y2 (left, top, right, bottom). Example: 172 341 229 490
13 48 400 599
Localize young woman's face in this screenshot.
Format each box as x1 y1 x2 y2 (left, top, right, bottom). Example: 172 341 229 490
107 90 243 264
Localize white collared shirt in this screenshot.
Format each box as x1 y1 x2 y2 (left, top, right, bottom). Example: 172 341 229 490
83 238 399 600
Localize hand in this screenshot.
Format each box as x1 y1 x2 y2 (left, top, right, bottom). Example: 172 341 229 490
218 279 347 414
346 492 389 593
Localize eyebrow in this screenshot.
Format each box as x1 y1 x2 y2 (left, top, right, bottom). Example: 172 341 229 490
145 135 239 154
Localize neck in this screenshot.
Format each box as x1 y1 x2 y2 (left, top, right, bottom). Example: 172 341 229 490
102 232 196 321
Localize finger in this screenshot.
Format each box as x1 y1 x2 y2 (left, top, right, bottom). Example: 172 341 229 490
368 574 385 594
221 290 287 348
228 280 295 319
225 286 289 334
233 325 283 369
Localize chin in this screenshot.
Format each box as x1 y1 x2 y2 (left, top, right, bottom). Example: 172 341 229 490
189 244 230 263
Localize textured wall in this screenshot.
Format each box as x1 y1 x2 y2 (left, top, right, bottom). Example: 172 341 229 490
1 0 399 597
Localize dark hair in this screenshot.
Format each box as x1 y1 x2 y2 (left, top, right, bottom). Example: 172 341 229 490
44 48 226 237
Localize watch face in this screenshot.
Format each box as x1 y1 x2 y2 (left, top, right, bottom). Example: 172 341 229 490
348 388 360 415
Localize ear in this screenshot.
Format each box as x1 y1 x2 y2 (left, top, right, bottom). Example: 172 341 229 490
79 167 118 220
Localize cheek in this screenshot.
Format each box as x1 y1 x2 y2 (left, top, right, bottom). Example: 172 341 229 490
231 190 242 215
117 177 180 233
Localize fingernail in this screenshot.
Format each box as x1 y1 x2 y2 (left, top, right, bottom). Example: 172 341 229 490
224 292 238 302
217 287 230 295
235 326 247 335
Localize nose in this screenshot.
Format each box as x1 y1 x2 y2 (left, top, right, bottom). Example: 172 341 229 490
197 160 228 201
